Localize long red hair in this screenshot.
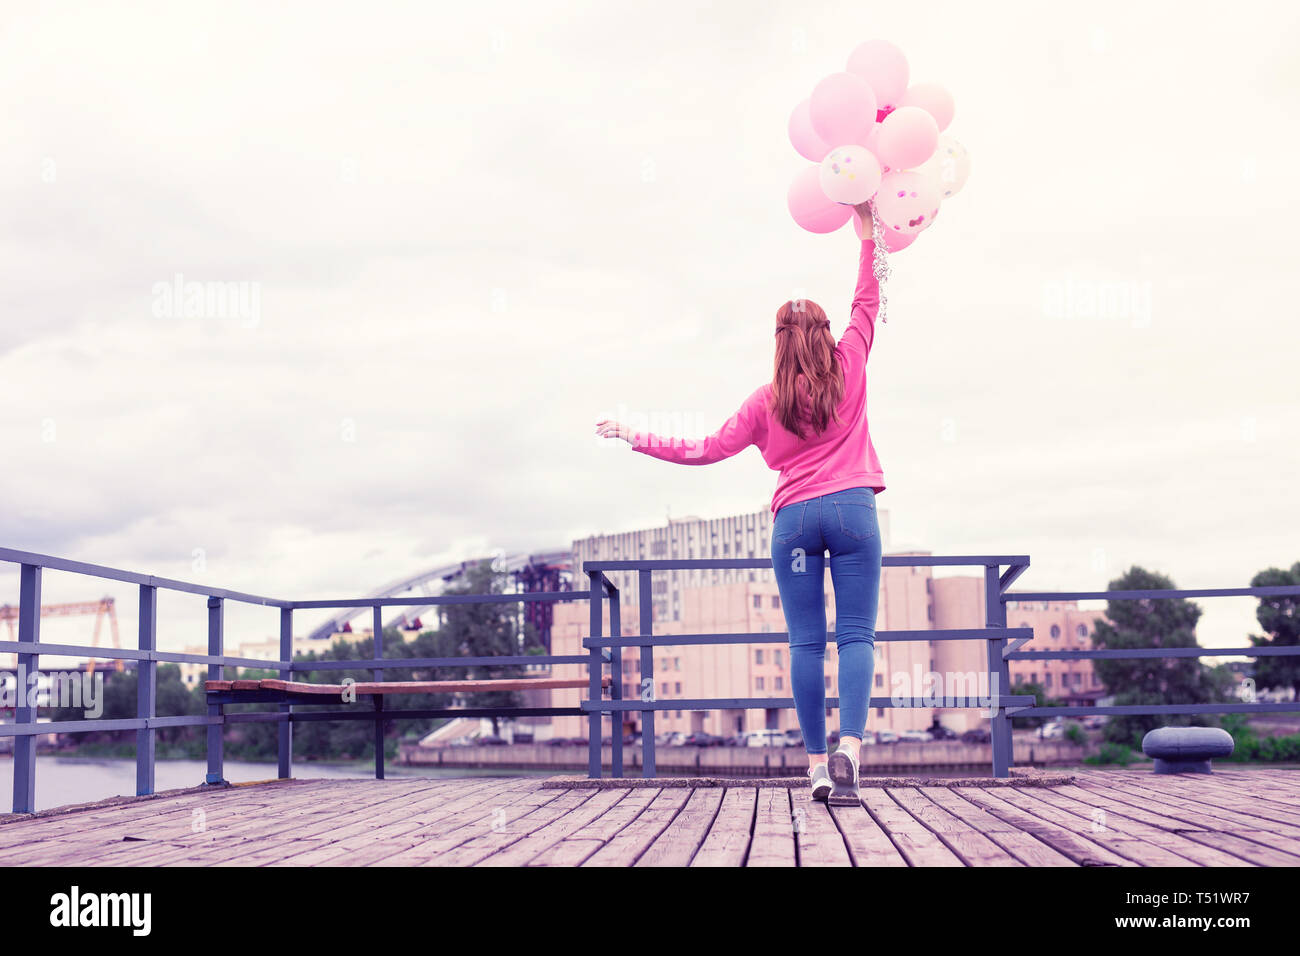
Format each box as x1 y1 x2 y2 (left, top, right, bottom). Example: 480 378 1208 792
770 299 844 439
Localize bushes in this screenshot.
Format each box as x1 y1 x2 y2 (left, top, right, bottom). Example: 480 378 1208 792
1084 741 1141 765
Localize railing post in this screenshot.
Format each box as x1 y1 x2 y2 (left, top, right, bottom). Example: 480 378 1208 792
639 569 655 778
373 605 384 780
608 580 623 778
136 584 157 796
587 571 603 779
278 606 293 779
205 596 226 785
13 564 41 814
985 565 1013 778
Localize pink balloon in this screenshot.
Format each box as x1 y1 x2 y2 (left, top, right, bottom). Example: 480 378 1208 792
873 170 941 236
876 106 939 171
846 39 909 110
788 166 852 234
788 98 832 162
808 72 877 149
897 83 955 131
852 209 916 250
819 145 882 205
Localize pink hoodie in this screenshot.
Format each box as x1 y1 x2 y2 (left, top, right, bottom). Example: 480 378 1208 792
631 237 885 515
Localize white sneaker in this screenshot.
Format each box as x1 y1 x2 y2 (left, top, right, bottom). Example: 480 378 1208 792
808 763 832 802
828 742 860 801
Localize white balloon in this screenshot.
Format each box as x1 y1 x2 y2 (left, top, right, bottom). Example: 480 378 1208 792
818 145 882 205
911 134 970 199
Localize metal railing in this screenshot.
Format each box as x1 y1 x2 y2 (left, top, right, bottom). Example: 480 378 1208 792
0 546 590 814
581 557 1300 780
4 544 1297 813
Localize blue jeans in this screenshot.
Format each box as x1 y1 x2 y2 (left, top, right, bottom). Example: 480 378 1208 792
770 487 882 755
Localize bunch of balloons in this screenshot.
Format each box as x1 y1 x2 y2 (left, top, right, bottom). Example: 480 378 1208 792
787 38 970 251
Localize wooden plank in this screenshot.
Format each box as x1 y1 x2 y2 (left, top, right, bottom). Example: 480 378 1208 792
1076 774 1300 840
423 789 602 866
692 788 757 868
746 788 796 867
954 788 1134 867
1033 786 1252 868
636 788 726 867
529 789 663 867
794 801 852 867
152 779 523 867
828 801 908 867
990 787 1203 867
582 788 692 867
889 788 1023 867
921 788 1075 867
380 781 569 864
859 789 963 867
474 789 629 867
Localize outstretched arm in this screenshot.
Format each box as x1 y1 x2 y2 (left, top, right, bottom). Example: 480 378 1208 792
597 391 760 466
844 201 881 359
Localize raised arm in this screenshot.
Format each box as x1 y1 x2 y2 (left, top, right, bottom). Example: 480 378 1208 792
597 389 762 466
842 201 881 359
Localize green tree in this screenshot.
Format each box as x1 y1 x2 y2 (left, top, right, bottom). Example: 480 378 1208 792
1091 566 1227 747
1247 561 1300 697
435 560 536 736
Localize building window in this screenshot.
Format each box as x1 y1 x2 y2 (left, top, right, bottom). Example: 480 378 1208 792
675 682 682 694
1044 673 1052 688
774 650 782 668
876 707 885 717
875 673 884 687
771 595 781 609
755 649 764 665
824 676 831 689
756 676 765 690
674 657 680 669
775 677 784 690
1050 625 1061 639
753 595 761 608
1077 624 1088 640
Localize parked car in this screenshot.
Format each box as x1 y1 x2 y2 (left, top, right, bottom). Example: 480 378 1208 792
479 735 509 746
724 734 750 747
1038 721 1064 740
1082 716 1106 730
899 729 932 743
961 728 991 744
684 732 724 747
783 729 805 748
928 725 959 741
744 730 786 748
665 732 689 747
860 731 877 746
875 729 898 745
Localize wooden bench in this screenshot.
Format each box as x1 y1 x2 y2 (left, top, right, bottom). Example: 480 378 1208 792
205 676 610 699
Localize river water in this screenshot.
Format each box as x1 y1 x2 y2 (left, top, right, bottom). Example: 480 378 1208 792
0 757 549 813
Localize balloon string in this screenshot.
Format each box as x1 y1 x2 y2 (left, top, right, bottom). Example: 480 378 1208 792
867 198 892 324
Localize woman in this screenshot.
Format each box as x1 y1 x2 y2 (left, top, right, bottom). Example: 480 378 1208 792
595 200 885 804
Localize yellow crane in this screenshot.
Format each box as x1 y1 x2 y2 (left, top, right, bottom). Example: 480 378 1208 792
0 597 123 674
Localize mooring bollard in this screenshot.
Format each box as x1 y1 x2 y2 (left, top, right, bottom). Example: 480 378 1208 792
1141 727 1234 774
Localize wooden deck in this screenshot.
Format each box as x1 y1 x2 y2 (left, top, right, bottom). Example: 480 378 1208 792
1 768 1298 866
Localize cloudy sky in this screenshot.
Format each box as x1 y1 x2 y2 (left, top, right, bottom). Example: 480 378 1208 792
1 0 1297 654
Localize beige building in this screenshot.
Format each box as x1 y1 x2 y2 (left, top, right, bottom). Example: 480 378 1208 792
548 505 1104 742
